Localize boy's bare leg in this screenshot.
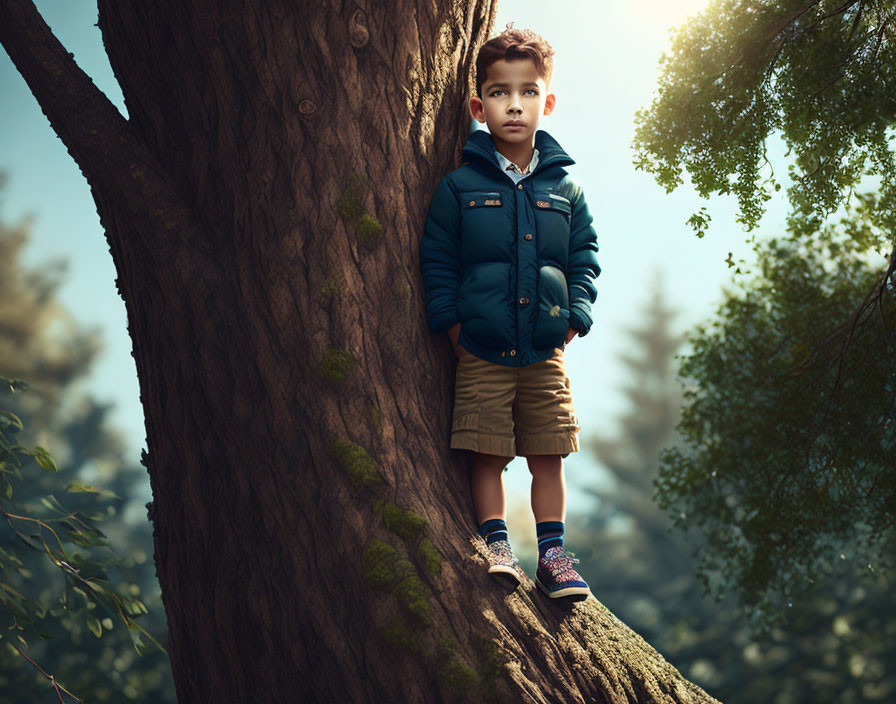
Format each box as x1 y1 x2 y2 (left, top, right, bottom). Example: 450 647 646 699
526 454 565 522
471 452 515 525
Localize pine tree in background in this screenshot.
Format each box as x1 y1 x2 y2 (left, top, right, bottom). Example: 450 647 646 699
561 269 738 694
566 267 692 623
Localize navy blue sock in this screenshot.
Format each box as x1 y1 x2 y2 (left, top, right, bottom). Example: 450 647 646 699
478 518 508 545
536 520 564 559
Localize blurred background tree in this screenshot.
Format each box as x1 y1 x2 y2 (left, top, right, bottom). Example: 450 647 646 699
556 256 895 703
628 0 896 642
0 171 175 703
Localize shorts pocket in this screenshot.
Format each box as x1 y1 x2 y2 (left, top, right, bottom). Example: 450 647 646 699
451 411 479 433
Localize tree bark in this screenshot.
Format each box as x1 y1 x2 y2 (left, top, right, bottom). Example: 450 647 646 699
0 1 723 702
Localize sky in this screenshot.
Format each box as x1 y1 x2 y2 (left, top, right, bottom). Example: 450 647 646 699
0 1 797 532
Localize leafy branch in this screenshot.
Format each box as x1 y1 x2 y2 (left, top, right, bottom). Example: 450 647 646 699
0 373 166 702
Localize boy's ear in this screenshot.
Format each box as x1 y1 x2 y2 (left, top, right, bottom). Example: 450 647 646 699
543 93 556 115
469 96 486 122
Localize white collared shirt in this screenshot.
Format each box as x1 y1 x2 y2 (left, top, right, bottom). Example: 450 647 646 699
494 147 540 184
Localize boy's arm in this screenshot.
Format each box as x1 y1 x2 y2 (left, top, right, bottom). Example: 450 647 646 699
567 185 602 337
419 177 462 336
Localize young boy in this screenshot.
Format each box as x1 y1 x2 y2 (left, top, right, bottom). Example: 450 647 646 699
419 23 601 599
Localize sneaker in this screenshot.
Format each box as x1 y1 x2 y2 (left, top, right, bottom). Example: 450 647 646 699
485 539 523 587
535 546 591 599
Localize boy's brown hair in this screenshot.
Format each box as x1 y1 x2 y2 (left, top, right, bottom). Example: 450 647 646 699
475 22 556 98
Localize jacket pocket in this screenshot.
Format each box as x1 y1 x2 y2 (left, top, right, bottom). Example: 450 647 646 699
531 263 570 350
458 191 512 264
531 191 572 269
531 191 571 219
460 191 504 209
457 261 515 349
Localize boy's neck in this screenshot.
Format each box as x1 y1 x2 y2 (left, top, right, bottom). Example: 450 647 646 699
492 134 536 172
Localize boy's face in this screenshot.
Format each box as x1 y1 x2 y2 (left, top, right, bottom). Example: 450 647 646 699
470 58 555 146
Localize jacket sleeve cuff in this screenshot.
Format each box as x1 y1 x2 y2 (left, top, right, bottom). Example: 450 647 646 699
431 309 460 336
568 304 592 337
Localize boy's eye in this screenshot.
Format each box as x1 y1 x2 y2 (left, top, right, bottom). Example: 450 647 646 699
489 89 538 97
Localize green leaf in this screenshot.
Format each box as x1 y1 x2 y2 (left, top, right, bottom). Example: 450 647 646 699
13 530 44 552
0 376 30 393
72 586 90 604
0 445 26 470
126 618 146 651
86 615 102 638
125 617 167 656
32 446 57 472
0 410 24 433
63 480 120 501
84 579 110 599
65 528 109 548
39 494 66 514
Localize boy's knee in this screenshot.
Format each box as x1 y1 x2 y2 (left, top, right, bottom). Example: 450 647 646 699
473 452 514 469
525 454 563 473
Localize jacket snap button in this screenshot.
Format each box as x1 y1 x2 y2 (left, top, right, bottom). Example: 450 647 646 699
517 184 523 190
524 233 533 240
510 349 516 356
469 200 476 206
519 297 529 305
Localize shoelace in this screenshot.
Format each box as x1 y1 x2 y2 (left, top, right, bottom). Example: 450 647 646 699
487 539 520 566
541 547 581 580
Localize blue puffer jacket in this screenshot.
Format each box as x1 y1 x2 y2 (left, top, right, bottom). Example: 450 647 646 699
419 128 601 367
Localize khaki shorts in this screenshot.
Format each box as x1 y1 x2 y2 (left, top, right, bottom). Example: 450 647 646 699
450 346 580 458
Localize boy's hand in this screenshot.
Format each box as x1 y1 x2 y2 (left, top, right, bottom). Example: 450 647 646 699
564 327 579 345
448 322 465 357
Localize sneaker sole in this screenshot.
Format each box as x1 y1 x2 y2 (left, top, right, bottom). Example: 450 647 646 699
535 573 590 599
488 564 522 587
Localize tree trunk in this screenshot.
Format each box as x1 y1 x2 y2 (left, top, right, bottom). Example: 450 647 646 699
0 1 723 702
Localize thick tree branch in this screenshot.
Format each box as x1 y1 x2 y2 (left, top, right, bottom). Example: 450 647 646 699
0 0 194 264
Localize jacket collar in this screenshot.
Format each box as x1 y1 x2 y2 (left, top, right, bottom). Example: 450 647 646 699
462 128 575 180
